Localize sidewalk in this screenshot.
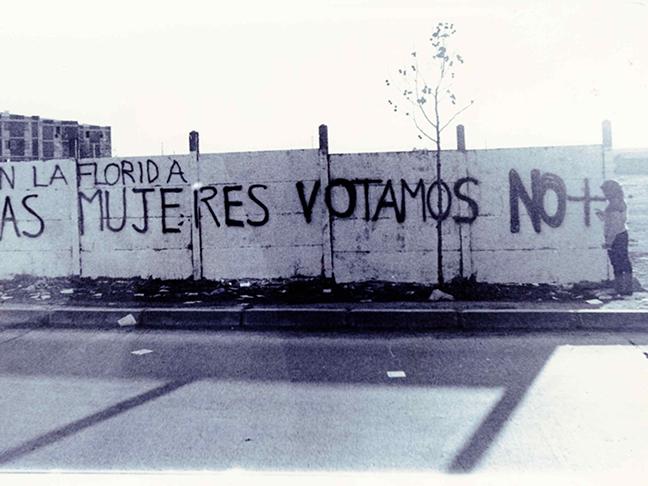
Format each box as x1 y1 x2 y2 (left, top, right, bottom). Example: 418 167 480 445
1 275 647 332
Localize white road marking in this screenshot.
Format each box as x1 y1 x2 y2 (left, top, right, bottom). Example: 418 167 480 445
387 370 406 378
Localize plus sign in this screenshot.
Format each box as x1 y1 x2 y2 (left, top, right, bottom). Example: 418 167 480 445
566 178 606 227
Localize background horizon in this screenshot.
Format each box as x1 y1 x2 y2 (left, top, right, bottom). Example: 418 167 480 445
2 0 647 157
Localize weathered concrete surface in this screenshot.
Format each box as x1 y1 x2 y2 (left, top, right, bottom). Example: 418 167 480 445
1 327 647 475
467 145 607 283
0 159 79 278
0 145 612 284
77 155 196 279
198 150 325 280
329 145 608 284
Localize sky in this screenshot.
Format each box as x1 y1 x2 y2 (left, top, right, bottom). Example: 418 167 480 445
1 0 647 157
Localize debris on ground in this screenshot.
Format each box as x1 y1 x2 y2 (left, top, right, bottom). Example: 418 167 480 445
0 274 642 307
117 314 137 327
585 299 604 305
428 289 455 302
595 292 614 301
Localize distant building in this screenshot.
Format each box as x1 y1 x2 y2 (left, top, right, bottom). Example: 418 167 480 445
0 112 111 162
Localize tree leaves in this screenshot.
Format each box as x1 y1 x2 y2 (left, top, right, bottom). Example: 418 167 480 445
385 22 473 143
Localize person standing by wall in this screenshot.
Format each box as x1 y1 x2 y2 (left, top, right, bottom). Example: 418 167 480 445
596 180 633 296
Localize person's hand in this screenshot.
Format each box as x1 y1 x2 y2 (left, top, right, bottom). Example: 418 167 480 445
602 243 611 249
595 209 604 220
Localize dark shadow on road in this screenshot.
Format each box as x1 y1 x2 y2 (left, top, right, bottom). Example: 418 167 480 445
0 328 645 471
0 378 193 466
449 381 532 472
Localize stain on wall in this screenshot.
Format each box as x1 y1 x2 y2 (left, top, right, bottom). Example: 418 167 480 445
0 144 609 284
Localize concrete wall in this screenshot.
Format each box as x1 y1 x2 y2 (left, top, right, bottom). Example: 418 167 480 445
329 151 466 282
0 159 79 277
329 145 607 283
197 150 326 279
0 144 609 284
77 155 196 279
466 145 608 283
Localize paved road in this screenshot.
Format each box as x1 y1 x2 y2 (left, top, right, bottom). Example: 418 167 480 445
1 321 648 476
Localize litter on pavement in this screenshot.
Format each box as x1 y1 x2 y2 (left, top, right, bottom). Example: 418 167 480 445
428 289 455 301
131 349 153 356
585 299 604 305
117 313 138 326
387 371 406 378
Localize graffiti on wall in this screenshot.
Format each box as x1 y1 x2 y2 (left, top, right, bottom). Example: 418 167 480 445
296 177 480 224
0 159 608 243
0 163 69 239
509 169 606 233
194 184 270 228
77 159 193 234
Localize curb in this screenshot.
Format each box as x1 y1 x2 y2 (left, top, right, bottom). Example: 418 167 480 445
348 308 459 330
243 307 349 329
459 309 648 331
143 307 242 329
1 305 647 332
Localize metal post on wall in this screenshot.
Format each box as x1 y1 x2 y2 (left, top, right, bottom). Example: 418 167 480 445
456 124 468 278
70 136 82 276
319 124 328 154
456 124 466 152
189 130 200 161
189 130 202 279
318 124 334 280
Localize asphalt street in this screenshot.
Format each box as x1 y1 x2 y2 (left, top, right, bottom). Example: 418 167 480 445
1 321 647 475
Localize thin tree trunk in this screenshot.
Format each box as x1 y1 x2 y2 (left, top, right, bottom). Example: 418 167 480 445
433 70 445 286
436 127 443 285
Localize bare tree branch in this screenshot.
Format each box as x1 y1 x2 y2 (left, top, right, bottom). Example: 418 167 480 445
386 23 471 148
413 60 438 129
411 111 438 144
439 101 474 133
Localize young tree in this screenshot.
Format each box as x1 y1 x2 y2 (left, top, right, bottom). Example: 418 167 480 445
386 22 473 285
